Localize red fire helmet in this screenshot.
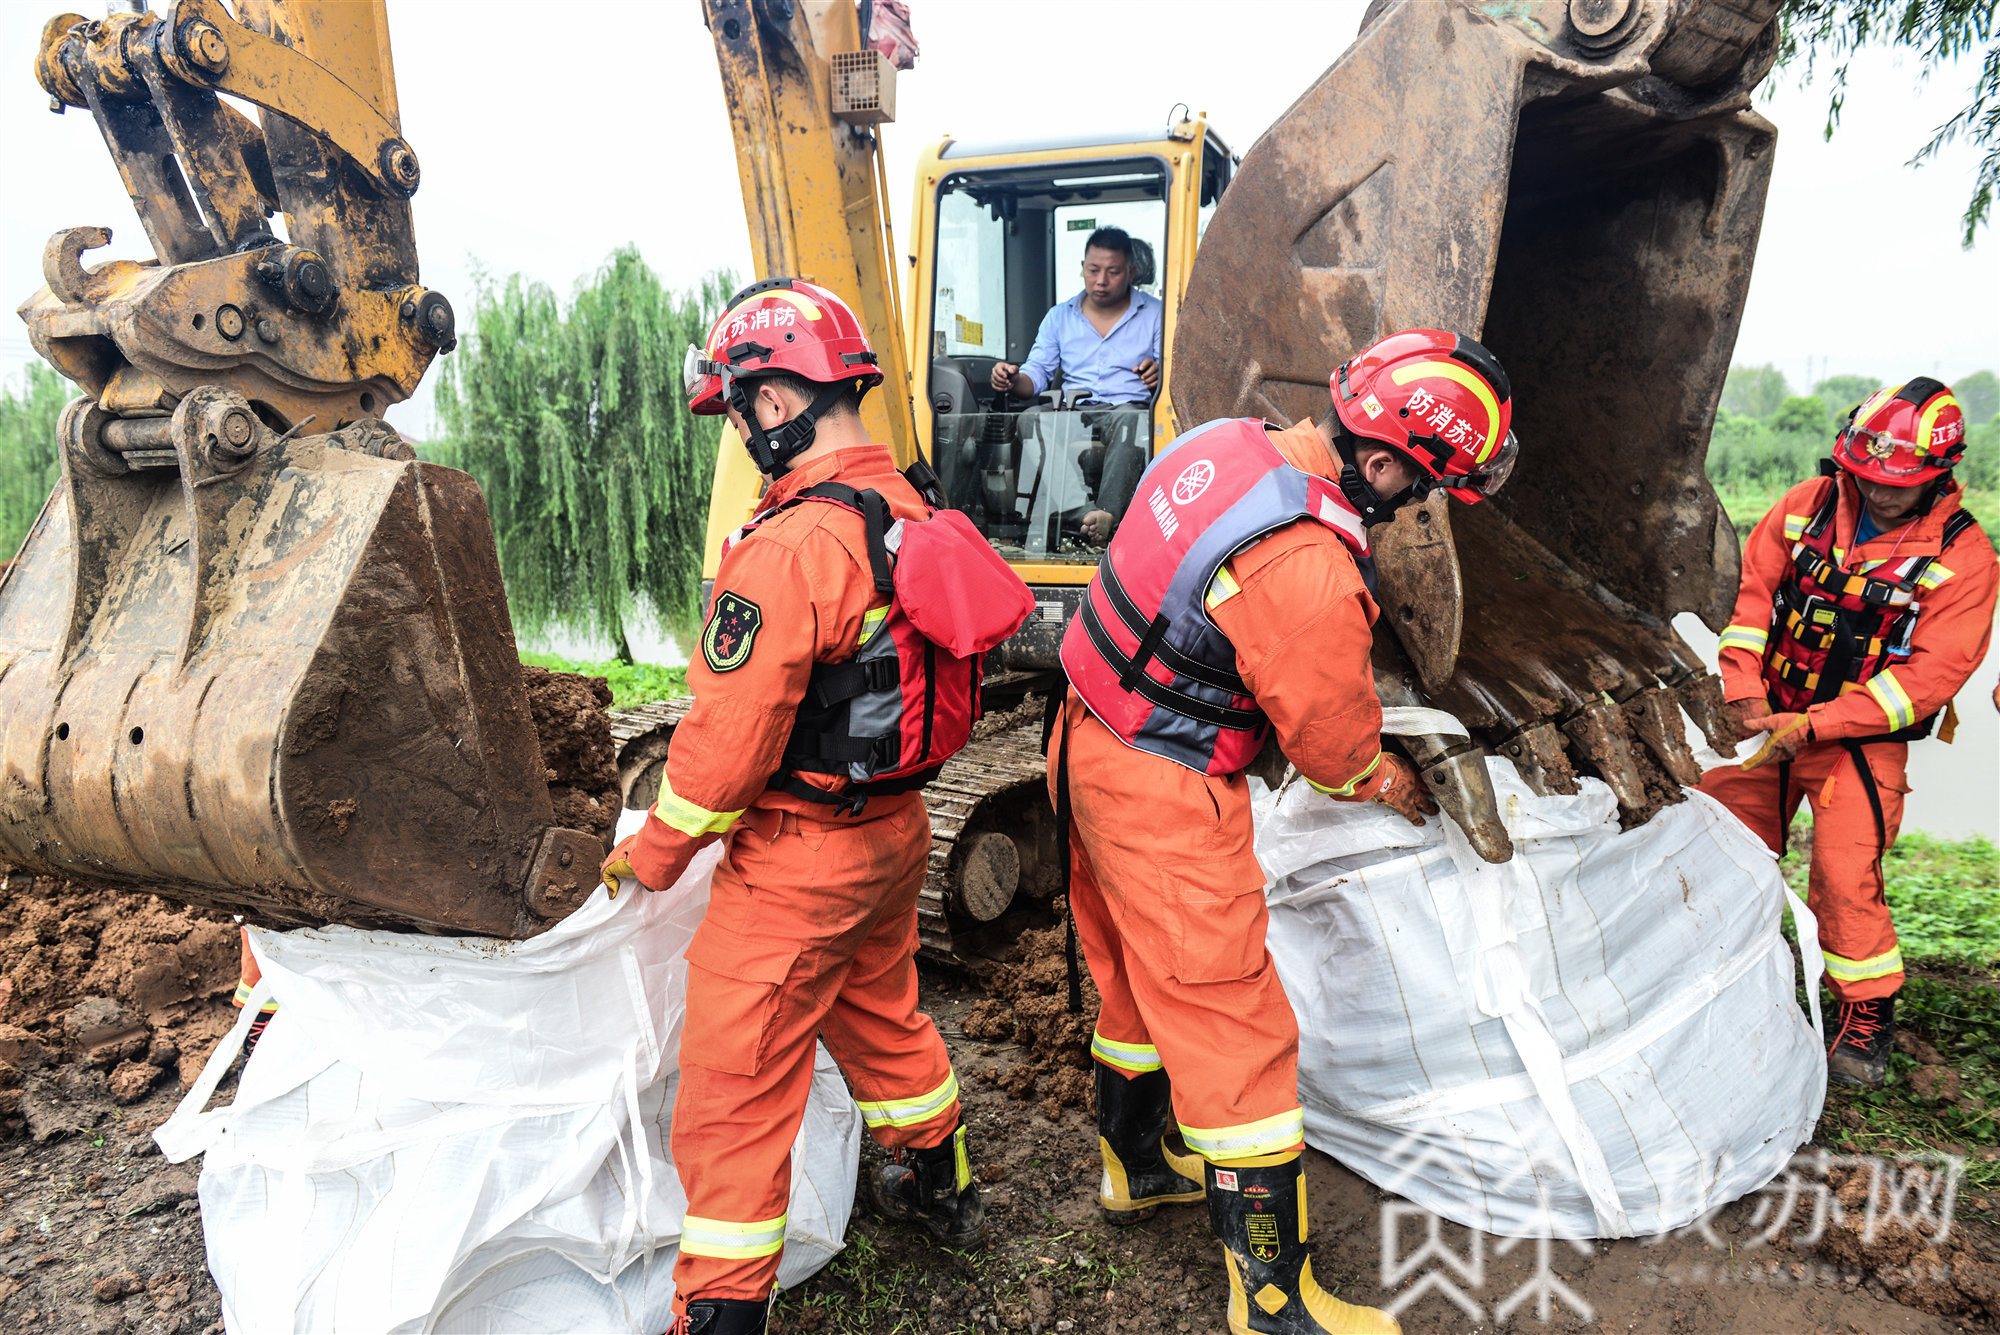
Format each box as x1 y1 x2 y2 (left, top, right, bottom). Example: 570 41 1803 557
1330 329 1517 505
1832 378 1967 487
684 278 883 416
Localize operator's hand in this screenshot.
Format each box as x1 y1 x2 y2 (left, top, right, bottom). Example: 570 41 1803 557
1370 754 1439 826
601 831 667 898
1725 698 1767 740
1738 712 1813 771
989 362 1020 395
1080 509 1114 544
1135 357 1160 391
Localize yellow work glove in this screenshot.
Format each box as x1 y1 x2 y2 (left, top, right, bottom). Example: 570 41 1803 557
1739 712 1813 771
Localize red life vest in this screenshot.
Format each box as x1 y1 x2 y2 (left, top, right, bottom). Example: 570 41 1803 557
730 471 1035 813
1060 418 1370 776
1761 470 1978 737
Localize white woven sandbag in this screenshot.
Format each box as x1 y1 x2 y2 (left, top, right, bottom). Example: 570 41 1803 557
1259 753 1825 1239
157 818 861 1333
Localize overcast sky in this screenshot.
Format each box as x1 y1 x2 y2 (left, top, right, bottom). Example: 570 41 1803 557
2 0 1994 440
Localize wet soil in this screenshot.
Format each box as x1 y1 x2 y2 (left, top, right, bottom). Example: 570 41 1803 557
522 665 621 843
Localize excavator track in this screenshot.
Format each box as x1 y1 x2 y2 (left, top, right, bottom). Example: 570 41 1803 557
608 689 1057 967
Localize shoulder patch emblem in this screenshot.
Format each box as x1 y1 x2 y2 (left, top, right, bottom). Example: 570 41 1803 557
702 592 762 673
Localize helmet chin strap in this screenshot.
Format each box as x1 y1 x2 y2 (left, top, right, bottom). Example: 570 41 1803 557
729 377 858 476
1333 430 1430 528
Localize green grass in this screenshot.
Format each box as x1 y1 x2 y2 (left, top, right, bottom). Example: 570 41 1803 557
1781 827 2000 1190
518 651 688 709
1781 830 2000 969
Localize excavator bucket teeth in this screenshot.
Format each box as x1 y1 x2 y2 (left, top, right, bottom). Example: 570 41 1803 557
1172 0 1782 827
0 393 595 937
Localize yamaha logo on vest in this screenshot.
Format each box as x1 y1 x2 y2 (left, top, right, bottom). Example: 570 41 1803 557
1173 459 1215 506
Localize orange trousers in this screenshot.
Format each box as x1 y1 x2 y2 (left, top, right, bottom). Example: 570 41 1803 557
671 794 960 1310
1698 739 1908 1001
1050 692 1305 1162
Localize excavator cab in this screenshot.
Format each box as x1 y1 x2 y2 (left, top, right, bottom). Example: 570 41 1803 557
904 121 1234 665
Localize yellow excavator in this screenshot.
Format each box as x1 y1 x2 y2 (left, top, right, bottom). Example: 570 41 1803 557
631 0 1770 959
3 0 602 936
5 0 1771 955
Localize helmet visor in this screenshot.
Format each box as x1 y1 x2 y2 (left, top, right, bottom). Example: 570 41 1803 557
1442 431 1519 499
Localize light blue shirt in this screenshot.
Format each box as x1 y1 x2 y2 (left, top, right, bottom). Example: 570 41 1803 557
1019 288 1163 404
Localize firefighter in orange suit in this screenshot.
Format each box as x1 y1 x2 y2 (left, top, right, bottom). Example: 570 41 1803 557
1053 330 1520 1335
1701 378 1996 1087
601 280 987 1335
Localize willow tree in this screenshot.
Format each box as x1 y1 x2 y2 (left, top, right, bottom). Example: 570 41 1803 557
436 250 732 661
0 363 68 563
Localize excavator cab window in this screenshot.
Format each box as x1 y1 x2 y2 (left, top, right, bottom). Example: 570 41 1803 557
927 158 1168 563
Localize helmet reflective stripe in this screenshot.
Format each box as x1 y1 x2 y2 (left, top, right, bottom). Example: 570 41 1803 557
1917 393 1963 454
1390 360 1502 462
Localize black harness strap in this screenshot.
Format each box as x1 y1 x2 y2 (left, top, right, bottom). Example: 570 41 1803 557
1098 558 1250 695
1078 598 1263 731
1776 759 1793 859
1842 741 1890 876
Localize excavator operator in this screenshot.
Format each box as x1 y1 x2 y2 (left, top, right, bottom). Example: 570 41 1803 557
1050 330 1519 1335
1701 377 1996 1088
601 279 991 1335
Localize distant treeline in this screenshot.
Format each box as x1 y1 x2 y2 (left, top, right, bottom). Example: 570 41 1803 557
1710 365 2000 496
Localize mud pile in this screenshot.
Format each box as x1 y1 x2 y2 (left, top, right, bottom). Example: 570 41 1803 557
962 917 1098 1119
0 873 240 1140
522 665 620 843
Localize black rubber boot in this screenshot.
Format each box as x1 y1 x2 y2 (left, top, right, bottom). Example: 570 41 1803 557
1828 992 1896 1087
1096 1062 1205 1224
1206 1157 1399 1335
669 1296 768 1334
869 1120 986 1249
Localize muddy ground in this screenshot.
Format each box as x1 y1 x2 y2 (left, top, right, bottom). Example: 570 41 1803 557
0 670 1993 1332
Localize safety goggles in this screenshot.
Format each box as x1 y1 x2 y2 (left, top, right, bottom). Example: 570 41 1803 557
683 343 726 399
1439 431 1519 498
1840 426 1952 477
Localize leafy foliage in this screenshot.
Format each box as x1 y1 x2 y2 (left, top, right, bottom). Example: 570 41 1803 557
1814 372 1879 416
1720 362 1792 418
0 364 70 564
1958 367 2000 422
1777 0 2000 242
435 250 733 660
517 651 688 709
1771 392 1833 434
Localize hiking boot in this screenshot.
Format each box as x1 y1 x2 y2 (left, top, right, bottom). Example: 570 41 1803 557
1208 1156 1399 1335
1828 993 1896 1087
869 1120 985 1249
667 1297 768 1334
1096 1062 1205 1224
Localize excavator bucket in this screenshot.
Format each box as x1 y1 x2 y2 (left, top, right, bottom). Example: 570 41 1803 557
1175 0 1777 853
1 4 600 935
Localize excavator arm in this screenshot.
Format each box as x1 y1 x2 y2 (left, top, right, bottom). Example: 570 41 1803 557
1 1 602 936
1176 0 1774 857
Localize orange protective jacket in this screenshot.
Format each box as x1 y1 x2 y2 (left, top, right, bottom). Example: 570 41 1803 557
618 445 930 891
1205 419 1391 799
1717 475 1997 739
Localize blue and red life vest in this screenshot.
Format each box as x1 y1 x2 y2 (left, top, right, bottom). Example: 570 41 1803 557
1060 418 1371 776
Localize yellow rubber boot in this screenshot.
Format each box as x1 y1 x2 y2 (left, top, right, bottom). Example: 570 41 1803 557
1207 1156 1399 1335
1096 1063 1205 1222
